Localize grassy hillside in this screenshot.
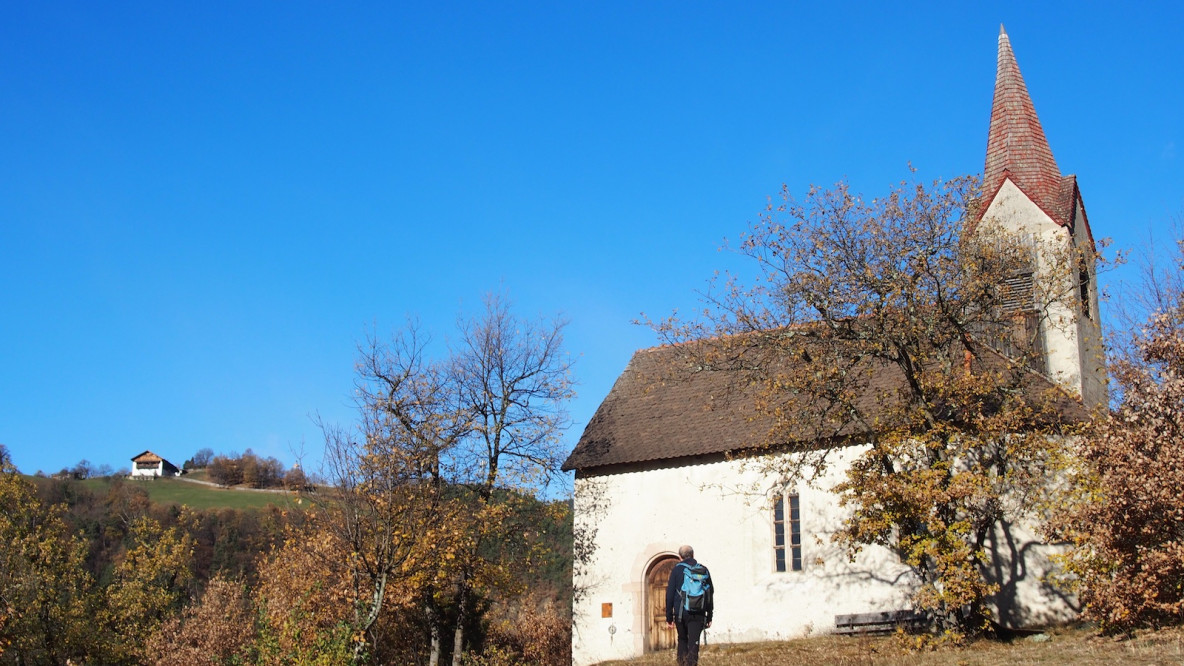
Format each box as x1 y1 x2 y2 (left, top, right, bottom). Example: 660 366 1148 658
72 475 302 511
182 468 211 482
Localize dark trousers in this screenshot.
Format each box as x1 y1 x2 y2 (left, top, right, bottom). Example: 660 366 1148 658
675 615 706 666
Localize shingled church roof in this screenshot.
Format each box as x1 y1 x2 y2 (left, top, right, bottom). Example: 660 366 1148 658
562 341 1085 473
562 344 777 472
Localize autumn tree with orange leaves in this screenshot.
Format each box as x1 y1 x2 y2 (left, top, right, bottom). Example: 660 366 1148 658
649 175 1098 639
99 515 197 663
0 461 93 664
318 326 462 663
251 518 359 664
150 576 256 666
1048 236 1184 634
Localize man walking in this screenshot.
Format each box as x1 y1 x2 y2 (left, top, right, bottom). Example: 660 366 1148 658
665 545 713 666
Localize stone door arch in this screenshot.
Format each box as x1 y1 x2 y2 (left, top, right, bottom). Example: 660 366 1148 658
645 555 679 652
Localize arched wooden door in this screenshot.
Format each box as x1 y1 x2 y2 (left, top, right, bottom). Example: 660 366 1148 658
646 556 679 652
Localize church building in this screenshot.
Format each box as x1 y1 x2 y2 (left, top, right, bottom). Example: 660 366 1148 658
563 28 1102 666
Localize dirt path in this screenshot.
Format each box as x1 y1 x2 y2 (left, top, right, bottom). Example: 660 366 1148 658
173 476 293 494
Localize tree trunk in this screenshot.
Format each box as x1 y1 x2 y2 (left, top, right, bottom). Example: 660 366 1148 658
451 623 465 666
427 595 442 666
450 581 471 666
353 570 387 663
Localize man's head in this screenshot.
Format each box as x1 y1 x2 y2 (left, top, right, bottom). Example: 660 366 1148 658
678 545 694 560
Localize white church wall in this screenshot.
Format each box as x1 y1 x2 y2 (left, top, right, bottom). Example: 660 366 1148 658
572 443 1077 664
1069 198 1107 409
981 515 1078 628
571 447 915 666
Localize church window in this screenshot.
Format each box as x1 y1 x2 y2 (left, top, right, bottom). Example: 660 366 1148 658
1000 272 1035 313
1078 256 1092 319
773 493 802 572
998 234 1037 314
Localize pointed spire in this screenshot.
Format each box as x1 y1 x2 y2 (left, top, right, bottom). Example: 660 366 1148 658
983 27 1066 222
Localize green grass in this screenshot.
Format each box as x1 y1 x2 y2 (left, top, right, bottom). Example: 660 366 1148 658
75 476 301 511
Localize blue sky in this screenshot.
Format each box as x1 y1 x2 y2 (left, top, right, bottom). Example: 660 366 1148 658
2 2 1181 489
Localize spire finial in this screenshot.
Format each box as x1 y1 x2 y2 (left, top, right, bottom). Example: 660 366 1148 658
999 23 1006 36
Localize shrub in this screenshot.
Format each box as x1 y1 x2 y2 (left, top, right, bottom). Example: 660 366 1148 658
1049 310 1184 633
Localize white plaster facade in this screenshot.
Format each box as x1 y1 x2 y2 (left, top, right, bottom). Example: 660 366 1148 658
571 447 1072 665
130 451 179 478
977 179 1105 409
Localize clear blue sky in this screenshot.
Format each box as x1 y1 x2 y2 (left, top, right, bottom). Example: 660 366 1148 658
2 2 1181 489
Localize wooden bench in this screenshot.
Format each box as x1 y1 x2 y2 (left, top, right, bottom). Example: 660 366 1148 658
834 610 926 635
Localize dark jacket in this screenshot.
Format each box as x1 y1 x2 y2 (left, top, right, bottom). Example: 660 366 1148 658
665 558 714 623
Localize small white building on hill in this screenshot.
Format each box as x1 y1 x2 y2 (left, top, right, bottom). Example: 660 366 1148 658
130 450 180 478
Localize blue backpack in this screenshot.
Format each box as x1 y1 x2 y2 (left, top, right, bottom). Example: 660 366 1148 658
677 563 711 619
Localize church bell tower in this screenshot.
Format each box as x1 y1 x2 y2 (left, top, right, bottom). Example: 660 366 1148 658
973 26 1106 409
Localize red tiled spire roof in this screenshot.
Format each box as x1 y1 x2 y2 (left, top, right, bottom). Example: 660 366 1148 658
981 26 1077 229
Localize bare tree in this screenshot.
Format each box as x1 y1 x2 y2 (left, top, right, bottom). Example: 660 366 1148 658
318 294 574 664
71 459 93 479
445 292 575 665
192 447 214 468
321 323 471 663
1105 220 1178 372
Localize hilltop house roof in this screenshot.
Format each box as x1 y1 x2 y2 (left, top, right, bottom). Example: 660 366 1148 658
130 450 179 472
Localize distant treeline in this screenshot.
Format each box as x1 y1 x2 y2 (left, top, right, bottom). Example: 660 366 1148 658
204 449 307 490
31 446 310 491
